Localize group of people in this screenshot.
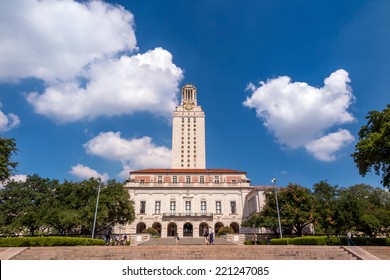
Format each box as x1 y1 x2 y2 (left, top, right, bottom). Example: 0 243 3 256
104 229 128 245
202 226 215 245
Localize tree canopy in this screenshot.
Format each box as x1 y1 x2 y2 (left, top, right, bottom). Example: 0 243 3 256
242 181 390 237
0 175 135 236
352 104 390 189
0 137 18 183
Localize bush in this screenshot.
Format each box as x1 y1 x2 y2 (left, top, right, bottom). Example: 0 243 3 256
0 236 105 247
142 227 158 235
269 236 390 246
218 226 234 235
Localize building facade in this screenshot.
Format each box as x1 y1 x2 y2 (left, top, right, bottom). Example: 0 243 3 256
123 84 270 238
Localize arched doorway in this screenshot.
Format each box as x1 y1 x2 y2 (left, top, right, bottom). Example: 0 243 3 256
214 222 224 236
199 222 208 236
152 222 162 236
183 222 193 237
230 222 240 233
136 222 146 233
167 222 177 237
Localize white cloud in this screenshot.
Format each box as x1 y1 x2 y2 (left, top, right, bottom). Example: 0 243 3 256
69 164 109 181
0 0 183 122
0 110 20 132
305 129 355 161
0 0 136 82
243 69 356 161
0 174 27 188
27 48 183 122
83 131 171 178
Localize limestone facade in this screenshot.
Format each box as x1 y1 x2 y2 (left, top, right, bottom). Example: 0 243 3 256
123 169 271 237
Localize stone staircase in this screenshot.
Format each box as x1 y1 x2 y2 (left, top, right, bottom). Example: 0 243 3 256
8 245 359 260
360 246 390 260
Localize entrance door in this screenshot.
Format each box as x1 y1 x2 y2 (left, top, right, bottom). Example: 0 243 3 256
183 223 193 237
167 222 177 237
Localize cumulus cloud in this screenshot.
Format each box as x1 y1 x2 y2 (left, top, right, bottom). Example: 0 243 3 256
83 131 171 178
0 0 183 122
0 110 20 132
0 174 27 188
69 164 109 181
243 69 356 161
305 129 355 161
0 0 136 82
27 48 183 122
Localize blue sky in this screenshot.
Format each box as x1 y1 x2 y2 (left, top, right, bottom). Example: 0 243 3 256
0 0 389 188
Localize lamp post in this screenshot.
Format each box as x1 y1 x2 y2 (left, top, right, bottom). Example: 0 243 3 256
92 179 102 239
272 178 283 239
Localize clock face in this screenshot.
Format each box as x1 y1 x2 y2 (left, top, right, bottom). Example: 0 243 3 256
184 101 194 110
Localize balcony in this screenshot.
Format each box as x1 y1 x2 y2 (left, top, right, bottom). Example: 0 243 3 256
162 212 213 221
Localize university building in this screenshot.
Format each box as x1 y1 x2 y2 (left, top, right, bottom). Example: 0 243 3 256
123 85 271 238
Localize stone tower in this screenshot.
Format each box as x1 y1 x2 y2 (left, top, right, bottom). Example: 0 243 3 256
171 84 206 169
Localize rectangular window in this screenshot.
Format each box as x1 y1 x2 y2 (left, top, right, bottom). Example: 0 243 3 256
186 176 191 183
170 201 176 215
201 201 206 215
216 201 222 214
173 176 177 184
140 179 145 184
200 176 204 183
230 201 237 214
157 175 162 184
155 201 161 214
185 201 191 215
140 201 146 214
214 176 220 184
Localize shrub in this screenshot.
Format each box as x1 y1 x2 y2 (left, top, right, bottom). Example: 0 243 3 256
142 227 158 235
269 236 390 246
0 236 104 247
218 226 234 235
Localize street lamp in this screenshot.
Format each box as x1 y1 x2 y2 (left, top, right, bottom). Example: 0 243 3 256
272 178 283 239
92 179 102 239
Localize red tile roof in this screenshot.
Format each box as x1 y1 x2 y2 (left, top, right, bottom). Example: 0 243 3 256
130 168 247 175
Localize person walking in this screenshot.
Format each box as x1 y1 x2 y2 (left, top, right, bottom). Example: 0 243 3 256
203 226 209 245
104 228 111 246
347 231 356 246
208 226 214 245
175 233 180 245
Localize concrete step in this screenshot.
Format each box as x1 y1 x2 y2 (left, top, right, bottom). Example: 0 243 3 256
10 245 358 260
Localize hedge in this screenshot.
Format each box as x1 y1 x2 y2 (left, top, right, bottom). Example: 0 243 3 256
0 236 105 247
269 236 390 246
243 236 390 246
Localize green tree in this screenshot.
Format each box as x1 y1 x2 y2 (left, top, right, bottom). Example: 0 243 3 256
312 180 339 234
85 179 135 235
0 138 18 183
280 184 316 237
337 184 390 237
0 174 57 236
352 104 390 189
245 184 316 237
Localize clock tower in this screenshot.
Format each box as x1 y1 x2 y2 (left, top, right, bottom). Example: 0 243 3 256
171 84 206 169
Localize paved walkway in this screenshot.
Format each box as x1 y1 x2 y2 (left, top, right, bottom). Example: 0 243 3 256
139 237 235 246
